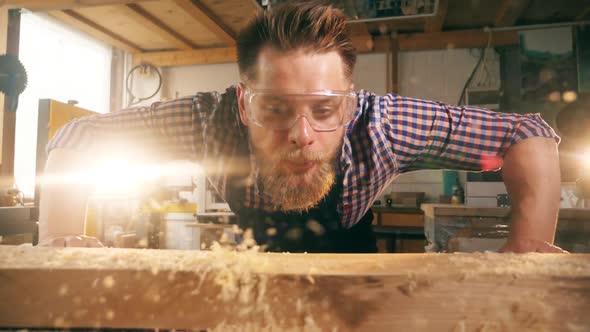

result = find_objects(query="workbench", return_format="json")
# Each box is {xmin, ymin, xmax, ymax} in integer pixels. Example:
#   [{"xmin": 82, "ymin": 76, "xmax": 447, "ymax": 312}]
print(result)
[
  {"xmin": 422, "ymin": 204, "xmax": 590, "ymax": 253},
  {"xmin": 372, "ymin": 206, "xmax": 426, "ymax": 253},
  {"xmin": 0, "ymin": 206, "xmax": 36, "ymax": 237},
  {"xmin": 1, "ymin": 246, "xmax": 588, "ymax": 331}
]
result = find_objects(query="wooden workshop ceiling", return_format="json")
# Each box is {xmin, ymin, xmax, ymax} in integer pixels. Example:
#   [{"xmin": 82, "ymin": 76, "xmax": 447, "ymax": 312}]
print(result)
[
  {"xmin": 3, "ymin": 0, "xmax": 259, "ymax": 53},
  {"xmin": 2, "ymin": 0, "xmax": 590, "ymax": 57}
]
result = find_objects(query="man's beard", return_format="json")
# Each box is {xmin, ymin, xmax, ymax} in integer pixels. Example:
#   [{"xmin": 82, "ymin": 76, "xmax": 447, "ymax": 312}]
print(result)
[{"xmin": 256, "ymin": 148, "xmax": 339, "ymax": 213}]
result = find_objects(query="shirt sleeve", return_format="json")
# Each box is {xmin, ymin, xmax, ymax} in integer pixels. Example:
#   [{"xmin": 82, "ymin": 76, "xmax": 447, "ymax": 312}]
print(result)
[
  {"xmin": 378, "ymin": 93, "xmax": 560, "ymax": 173},
  {"xmin": 46, "ymin": 94, "xmax": 215, "ymax": 161}
]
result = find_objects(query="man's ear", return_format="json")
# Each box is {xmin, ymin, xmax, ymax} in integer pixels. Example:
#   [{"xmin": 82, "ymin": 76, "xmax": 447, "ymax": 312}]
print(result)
[{"xmin": 237, "ymin": 84, "xmax": 249, "ymax": 126}]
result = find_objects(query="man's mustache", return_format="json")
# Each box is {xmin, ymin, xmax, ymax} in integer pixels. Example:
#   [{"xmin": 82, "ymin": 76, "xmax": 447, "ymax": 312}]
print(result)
[{"xmin": 276, "ymin": 150, "xmax": 327, "ymax": 162}]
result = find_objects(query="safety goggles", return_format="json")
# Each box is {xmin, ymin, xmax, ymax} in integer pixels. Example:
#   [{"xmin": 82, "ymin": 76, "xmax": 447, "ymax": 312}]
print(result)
[{"xmin": 242, "ymin": 86, "xmax": 357, "ymax": 132}]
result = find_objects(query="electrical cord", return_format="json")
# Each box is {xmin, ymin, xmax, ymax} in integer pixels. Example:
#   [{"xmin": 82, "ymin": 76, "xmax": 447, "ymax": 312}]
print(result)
[
  {"xmin": 474, "ymin": 29, "xmax": 499, "ymax": 89},
  {"xmin": 457, "ymin": 29, "xmax": 493, "ymax": 105},
  {"xmin": 125, "ymin": 63, "xmax": 162, "ymax": 107},
  {"xmin": 457, "ymin": 50, "xmax": 485, "ymax": 105}
]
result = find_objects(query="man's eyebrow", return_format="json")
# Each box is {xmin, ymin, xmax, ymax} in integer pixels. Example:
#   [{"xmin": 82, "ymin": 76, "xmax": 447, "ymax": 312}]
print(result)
[
  {"xmin": 259, "ymin": 95, "xmax": 286, "ymax": 103},
  {"xmin": 311, "ymin": 97, "xmax": 341, "ymax": 105}
]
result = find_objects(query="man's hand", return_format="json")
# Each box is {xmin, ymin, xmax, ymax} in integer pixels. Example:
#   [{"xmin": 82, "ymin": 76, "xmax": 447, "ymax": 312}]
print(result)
[
  {"xmin": 37, "ymin": 235, "xmax": 103, "ymax": 247},
  {"xmin": 499, "ymin": 237, "xmax": 568, "ymax": 253}
]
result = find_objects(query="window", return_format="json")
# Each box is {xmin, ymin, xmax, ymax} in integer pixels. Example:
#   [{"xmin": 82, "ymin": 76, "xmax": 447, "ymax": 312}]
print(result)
[{"xmin": 15, "ymin": 11, "xmax": 112, "ymax": 198}]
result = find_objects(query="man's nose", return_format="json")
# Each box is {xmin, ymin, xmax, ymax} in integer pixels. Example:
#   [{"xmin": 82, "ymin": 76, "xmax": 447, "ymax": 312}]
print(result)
[{"xmin": 288, "ymin": 115, "xmax": 315, "ymax": 148}]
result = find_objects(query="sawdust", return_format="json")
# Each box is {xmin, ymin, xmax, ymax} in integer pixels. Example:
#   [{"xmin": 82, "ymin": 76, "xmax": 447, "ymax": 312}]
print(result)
[
  {"xmin": 57, "ymin": 284, "xmax": 68, "ymax": 296},
  {"xmin": 105, "ymin": 309, "xmax": 115, "ymax": 321},
  {"xmin": 567, "ymin": 322, "xmax": 589, "ymax": 332},
  {"xmin": 452, "ymin": 320, "xmax": 466, "ymax": 332},
  {"xmin": 102, "ymin": 275, "xmax": 115, "ymax": 288},
  {"xmin": 2, "ymin": 245, "xmax": 588, "ymax": 330},
  {"xmin": 266, "ymin": 227, "xmax": 277, "ymax": 237},
  {"xmin": 447, "ymin": 252, "xmax": 590, "ymax": 278}
]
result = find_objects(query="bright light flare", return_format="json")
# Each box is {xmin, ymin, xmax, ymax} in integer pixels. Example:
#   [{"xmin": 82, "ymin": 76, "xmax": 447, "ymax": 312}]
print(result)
[
  {"xmin": 91, "ymin": 159, "xmax": 161, "ymax": 195},
  {"xmin": 577, "ymin": 150, "xmax": 590, "ymax": 173},
  {"xmin": 575, "ymin": 149, "xmax": 590, "ymax": 178},
  {"xmin": 40, "ymin": 160, "xmax": 203, "ymax": 195}
]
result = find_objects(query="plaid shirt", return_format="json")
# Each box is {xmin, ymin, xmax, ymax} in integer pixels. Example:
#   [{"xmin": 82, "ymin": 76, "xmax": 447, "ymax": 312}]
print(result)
[{"xmin": 48, "ymin": 86, "xmax": 559, "ymax": 229}]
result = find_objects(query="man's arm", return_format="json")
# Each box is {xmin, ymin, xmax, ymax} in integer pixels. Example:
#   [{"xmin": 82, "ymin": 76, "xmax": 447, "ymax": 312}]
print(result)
[
  {"xmin": 38, "ymin": 96, "xmax": 202, "ymax": 246},
  {"xmin": 375, "ymin": 92, "xmax": 562, "ymax": 252},
  {"xmin": 38, "ymin": 148, "xmax": 99, "ymax": 246},
  {"xmin": 500, "ymin": 137, "xmax": 566, "ymax": 253}
]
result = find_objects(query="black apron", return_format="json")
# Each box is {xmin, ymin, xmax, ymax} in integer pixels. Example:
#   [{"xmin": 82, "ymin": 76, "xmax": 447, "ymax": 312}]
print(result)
[{"xmin": 226, "ymin": 174, "xmax": 377, "ymax": 253}]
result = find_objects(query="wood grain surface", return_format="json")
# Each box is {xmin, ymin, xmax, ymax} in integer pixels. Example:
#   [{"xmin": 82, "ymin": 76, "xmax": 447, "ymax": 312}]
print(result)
[{"xmin": 0, "ymin": 246, "xmax": 589, "ymax": 331}]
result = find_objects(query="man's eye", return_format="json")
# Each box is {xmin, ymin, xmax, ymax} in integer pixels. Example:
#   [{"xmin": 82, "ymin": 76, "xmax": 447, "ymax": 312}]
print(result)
[
  {"xmin": 313, "ymin": 107, "xmax": 335, "ymax": 117},
  {"xmin": 263, "ymin": 107, "xmax": 288, "ymax": 115}
]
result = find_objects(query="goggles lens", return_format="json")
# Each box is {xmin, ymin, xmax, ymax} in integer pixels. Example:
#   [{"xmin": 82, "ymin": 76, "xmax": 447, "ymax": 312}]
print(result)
[{"xmin": 244, "ymin": 88, "xmax": 357, "ymax": 131}]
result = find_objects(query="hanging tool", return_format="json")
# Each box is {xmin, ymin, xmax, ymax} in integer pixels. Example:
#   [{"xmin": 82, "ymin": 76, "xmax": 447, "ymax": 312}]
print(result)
[{"xmin": 0, "ymin": 54, "xmax": 27, "ymax": 112}]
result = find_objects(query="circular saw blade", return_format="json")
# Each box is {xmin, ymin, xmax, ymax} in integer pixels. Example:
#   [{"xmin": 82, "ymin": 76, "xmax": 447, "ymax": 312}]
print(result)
[{"xmin": 0, "ymin": 54, "xmax": 27, "ymax": 96}]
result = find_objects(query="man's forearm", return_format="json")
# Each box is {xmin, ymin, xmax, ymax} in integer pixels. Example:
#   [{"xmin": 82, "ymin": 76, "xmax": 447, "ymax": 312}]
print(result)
[
  {"xmin": 501, "ymin": 137, "xmax": 561, "ymax": 246},
  {"xmin": 39, "ymin": 149, "xmax": 93, "ymax": 242}
]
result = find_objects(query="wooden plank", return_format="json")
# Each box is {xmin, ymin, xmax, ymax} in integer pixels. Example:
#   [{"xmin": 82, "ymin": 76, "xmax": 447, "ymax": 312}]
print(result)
[
  {"xmin": 0, "ymin": 0, "xmax": 155, "ymax": 11},
  {"xmin": 133, "ymin": 28, "xmax": 519, "ymax": 67},
  {"xmin": 372, "ymin": 211, "xmax": 379, "ymax": 225},
  {"xmin": 119, "ymin": 3, "xmax": 194, "ymax": 50},
  {"xmin": 0, "ymin": 6, "xmax": 7, "ymax": 165},
  {"xmin": 365, "ymin": 16, "xmax": 427, "ymax": 35},
  {"xmin": 109, "ymin": 48, "xmax": 125, "ymax": 113},
  {"xmin": 173, "ymin": 0, "xmax": 236, "ymax": 46},
  {"xmin": 374, "ymin": 29, "xmax": 519, "ymax": 52},
  {"xmin": 385, "ymin": 37, "xmax": 391, "ymax": 92},
  {"xmin": 424, "ymin": 0, "xmax": 448, "ymax": 32},
  {"xmin": 0, "ymin": 247, "xmax": 589, "ymax": 330},
  {"xmin": 495, "ymin": 0, "xmax": 531, "ymax": 27},
  {"xmin": 351, "ymin": 34, "xmax": 374, "ymax": 53},
  {"xmin": 381, "ymin": 212, "xmax": 423, "ymax": 227},
  {"xmin": 74, "ymin": 5, "xmax": 171, "ymax": 51},
  {"xmin": 348, "ymin": 22, "xmax": 374, "ymax": 53},
  {"xmin": 0, "ymin": 8, "xmax": 19, "ymax": 186},
  {"xmin": 133, "ymin": 47, "xmax": 237, "ymax": 66},
  {"xmin": 422, "ymin": 203, "xmax": 508, "ymax": 219},
  {"xmin": 390, "ymin": 36, "xmax": 399, "ymax": 93},
  {"xmin": 200, "ymin": 0, "xmax": 260, "ymax": 36},
  {"xmin": 421, "ymin": 204, "xmax": 590, "ymax": 220},
  {"xmin": 48, "ymin": 9, "xmax": 143, "ymax": 53},
  {"xmin": 138, "ymin": 1, "xmax": 224, "ymax": 48}
]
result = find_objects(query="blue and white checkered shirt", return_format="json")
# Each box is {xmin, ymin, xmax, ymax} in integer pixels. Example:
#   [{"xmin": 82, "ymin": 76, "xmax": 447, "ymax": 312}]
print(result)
[{"xmin": 48, "ymin": 86, "xmax": 559, "ymax": 229}]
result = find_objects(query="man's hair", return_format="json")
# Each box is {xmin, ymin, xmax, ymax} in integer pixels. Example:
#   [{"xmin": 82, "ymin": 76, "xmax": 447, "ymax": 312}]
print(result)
[{"xmin": 237, "ymin": 1, "xmax": 357, "ymax": 82}]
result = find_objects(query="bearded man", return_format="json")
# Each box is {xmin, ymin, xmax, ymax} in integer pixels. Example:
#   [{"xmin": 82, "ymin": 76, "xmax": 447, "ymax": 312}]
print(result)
[{"xmin": 39, "ymin": 2, "xmax": 564, "ymax": 253}]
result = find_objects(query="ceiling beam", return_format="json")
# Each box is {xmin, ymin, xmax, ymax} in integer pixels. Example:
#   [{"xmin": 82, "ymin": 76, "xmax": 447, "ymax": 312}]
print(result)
[
  {"xmin": 121, "ymin": 3, "xmax": 194, "ymax": 50},
  {"xmin": 351, "ymin": 34, "xmax": 374, "ymax": 53},
  {"xmin": 375, "ymin": 29, "xmax": 519, "ymax": 52},
  {"xmin": 133, "ymin": 46, "xmax": 237, "ymax": 67},
  {"xmin": 133, "ymin": 28, "xmax": 519, "ymax": 67},
  {"xmin": 0, "ymin": 6, "xmax": 7, "ymax": 61},
  {"xmin": 173, "ymin": 0, "xmax": 236, "ymax": 46},
  {"xmin": 348, "ymin": 22, "xmax": 374, "ymax": 53},
  {"xmin": 494, "ymin": 0, "xmax": 531, "ymax": 27},
  {"xmin": 49, "ymin": 9, "xmax": 143, "ymax": 53},
  {"xmin": 386, "ymin": 36, "xmax": 399, "ymax": 94},
  {"xmin": 424, "ymin": 0, "xmax": 448, "ymax": 32},
  {"xmin": 0, "ymin": 0, "xmax": 155, "ymax": 11},
  {"xmin": 0, "ymin": 6, "xmax": 8, "ymax": 167}
]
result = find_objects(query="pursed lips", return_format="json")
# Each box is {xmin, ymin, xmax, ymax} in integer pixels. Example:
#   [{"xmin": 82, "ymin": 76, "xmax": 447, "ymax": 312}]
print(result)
[{"xmin": 282, "ymin": 159, "xmax": 318, "ymax": 173}]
